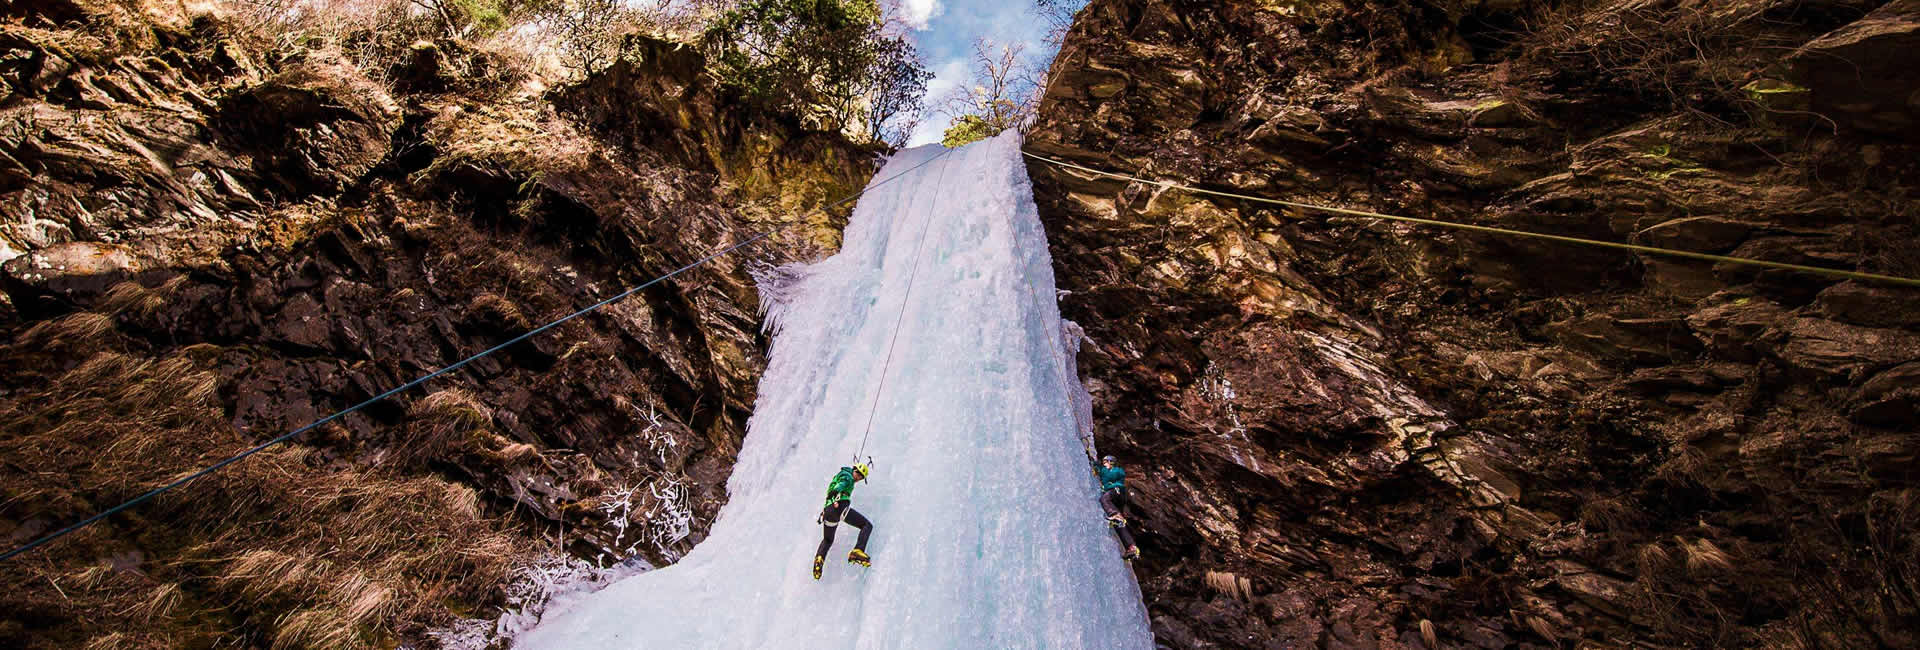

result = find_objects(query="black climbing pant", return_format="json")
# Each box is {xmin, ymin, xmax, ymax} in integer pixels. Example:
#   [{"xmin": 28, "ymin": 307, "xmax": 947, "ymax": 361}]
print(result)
[
  {"xmin": 1100, "ymin": 487, "xmax": 1130, "ymax": 515},
  {"xmin": 817, "ymin": 501, "xmax": 872, "ymax": 557},
  {"xmin": 1100, "ymin": 488, "xmax": 1136, "ymax": 549}
]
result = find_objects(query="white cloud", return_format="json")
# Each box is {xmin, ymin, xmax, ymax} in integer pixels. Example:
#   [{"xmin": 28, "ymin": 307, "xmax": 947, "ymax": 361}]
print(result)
[
  {"xmin": 923, "ymin": 59, "xmax": 967, "ymax": 100},
  {"xmin": 902, "ymin": 0, "xmax": 945, "ymax": 30},
  {"xmin": 906, "ymin": 59, "xmax": 968, "ymax": 146}
]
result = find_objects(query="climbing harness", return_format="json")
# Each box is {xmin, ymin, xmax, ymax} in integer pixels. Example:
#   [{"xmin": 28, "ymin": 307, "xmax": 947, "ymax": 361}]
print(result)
[
  {"xmin": 1020, "ymin": 151, "xmax": 1920, "ymax": 289},
  {"xmin": 1, "ymin": 147, "xmax": 958, "ymax": 563},
  {"xmin": 853, "ymin": 150, "xmax": 954, "ymax": 461}
]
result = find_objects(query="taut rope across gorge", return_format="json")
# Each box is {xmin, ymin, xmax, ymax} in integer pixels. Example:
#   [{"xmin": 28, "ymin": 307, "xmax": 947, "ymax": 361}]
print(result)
[{"xmin": 1020, "ymin": 150, "xmax": 1920, "ymax": 289}]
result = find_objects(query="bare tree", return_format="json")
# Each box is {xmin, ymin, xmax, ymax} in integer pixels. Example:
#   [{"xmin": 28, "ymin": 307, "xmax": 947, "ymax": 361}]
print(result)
[
  {"xmin": 1033, "ymin": 0, "xmax": 1088, "ymax": 47},
  {"xmin": 634, "ymin": 0, "xmax": 734, "ymax": 38},
  {"xmin": 541, "ymin": 0, "xmax": 636, "ymax": 77},
  {"xmin": 937, "ymin": 38, "xmax": 1041, "ymax": 146}
]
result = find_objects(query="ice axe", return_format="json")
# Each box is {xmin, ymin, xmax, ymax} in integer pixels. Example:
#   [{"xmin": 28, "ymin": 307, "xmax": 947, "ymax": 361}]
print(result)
[{"xmin": 851, "ymin": 455, "xmax": 874, "ymax": 478}]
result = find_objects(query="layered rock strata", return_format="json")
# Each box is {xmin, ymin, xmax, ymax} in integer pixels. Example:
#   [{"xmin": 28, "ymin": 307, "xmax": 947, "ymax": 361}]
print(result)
[{"xmin": 1028, "ymin": 0, "xmax": 1920, "ymax": 646}]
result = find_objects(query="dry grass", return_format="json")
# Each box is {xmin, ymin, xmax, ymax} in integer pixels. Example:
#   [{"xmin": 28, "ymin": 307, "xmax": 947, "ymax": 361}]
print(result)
[
  {"xmin": 218, "ymin": 0, "xmax": 428, "ymax": 87},
  {"xmin": 1521, "ymin": 0, "xmax": 1809, "ymax": 126},
  {"xmin": 1652, "ymin": 443, "xmax": 1709, "ymax": 487},
  {"xmin": 125, "ymin": 582, "xmax": 182, "ymax": 622},
  {"xmin": 273, "ymin": 607, "xmax": 356, "ymax": 650},
  {"xmin": 442, "ymin": 481, "xmax": 483, "ymax": 518},
  {"xmin": 391, "ymin": 388, "xmax": 497, "ymax": 469},
  {"xmin": 1577, "ymin": 493, "xmax": 1639, "ymax": 532},
  {"xmin": 1, "ymin": 305, "xmax": 534, "ymax": 647},
  {"xmin": 81, "ymin": 632, "xmax": 161, "ymax": 650},
  {"xmin": 18, "ymin": 312, "xmax": 116, "ymax": 348},
  {"xmin": 1202, "ymin": 569, "xmax": 1255, "ymax": 602},
  {"xmin": 467, "ymin": 293, "xmax": 533, "ymax": 331},
  {"xmin": 97, "ymin": 283, "xmax": 161, "ymax": 318},
  {"xmin": 417, "ymin": 100, "xmax": 604, "ymax": 184},
  {"xmin": 1680, "ymin": 537, "xmax": 1735, "ymax": 574},
  {"xmin": 1852, "ymin": 488, "xmax": 1920, "ymax": 640},
  {"xmin": 1634, "ymin": 541, "xmax": 1675, "ymax": 579}
]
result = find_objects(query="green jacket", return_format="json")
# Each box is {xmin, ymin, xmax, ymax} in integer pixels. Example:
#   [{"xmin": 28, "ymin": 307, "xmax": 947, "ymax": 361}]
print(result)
[
  {"xmin": 1097, "ymin": 466, "xmax": 1126, "ymax": 492},
  {"xmin": 823, "ymin": 467, "xmax": 858, "ymax": 508}
]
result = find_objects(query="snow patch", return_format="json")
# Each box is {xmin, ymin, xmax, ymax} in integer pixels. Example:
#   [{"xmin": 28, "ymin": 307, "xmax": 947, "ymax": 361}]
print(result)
[{"xmin": 426, "ymin": 554, "xmax": 653, "ymax": 650}]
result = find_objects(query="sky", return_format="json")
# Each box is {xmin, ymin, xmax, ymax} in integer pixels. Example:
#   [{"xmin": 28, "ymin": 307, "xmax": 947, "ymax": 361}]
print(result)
[{"xmin": 894, "ymin": 0, "xmax": 1058, "ymax": 145}]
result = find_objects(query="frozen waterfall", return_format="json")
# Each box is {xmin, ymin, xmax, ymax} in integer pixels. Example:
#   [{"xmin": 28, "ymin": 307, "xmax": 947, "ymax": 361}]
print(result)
[{"xmin": 515, "ymin": 133, "xmax": 1152, "ymax": 649}]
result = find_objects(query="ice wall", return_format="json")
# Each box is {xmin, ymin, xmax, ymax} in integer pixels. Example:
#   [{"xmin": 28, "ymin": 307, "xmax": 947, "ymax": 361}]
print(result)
[{"xmin": 516, "ymin": 133, "xmax": 1152, "ymax": 649}]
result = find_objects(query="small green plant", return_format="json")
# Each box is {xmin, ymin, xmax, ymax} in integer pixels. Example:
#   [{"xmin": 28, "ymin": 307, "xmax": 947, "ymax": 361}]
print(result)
[
  {"xmin": 1637, "ymin": 143, "xmax": 1706, "ymax": 180},
  {"xmin": 933, "ymin": 38, "xmax": 1040, "ymax": 147},
  {"xmin": 449, "ymin": 0, "xmax": 510, "ymax": 38},
  {"xmin": 941, "ymin": 114, "xmax": 996, "ymax": 148}
]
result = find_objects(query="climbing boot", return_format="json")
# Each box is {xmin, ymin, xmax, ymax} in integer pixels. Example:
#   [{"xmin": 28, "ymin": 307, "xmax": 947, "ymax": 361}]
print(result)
[
  {"xmin": 812, "ymin": 555, "xmax": 824, "ymax": 580},
  {"xmin": 1125, "ymin": 546, "xmax": 1141, "ymax": 560},
  {"xmin": 847, "ymin": 548, "xmax": 871, "ymax": 567}
]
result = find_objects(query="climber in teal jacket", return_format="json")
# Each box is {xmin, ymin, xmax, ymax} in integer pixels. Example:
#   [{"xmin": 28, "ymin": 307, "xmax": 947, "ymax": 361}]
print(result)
[
  {"xmin": 1097, "ymin": 456, "xmax": 1127, "ymax": 494},
  {"xmin": 813, "ymin": 463, "xmax": 873, "ymax": 579},
  {"xmin": 1096, "ymin": 455, "xmax": 1139, "ymax": 559}
]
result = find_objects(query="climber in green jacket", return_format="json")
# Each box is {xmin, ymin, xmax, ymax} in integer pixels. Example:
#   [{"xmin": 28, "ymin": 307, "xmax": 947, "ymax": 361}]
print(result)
[
  {"xmin": 1096, "ymin": 455, "xmax": 1140, "ymax": 559},
  {"xmin": 813, "ymin": 463, "xmax": 873, "ymax": 580}
]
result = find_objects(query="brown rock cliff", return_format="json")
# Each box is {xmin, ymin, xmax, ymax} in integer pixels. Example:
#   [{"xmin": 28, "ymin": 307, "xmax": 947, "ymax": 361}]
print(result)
[
  {"xmin": 1028, "ymin": 0, "xmax": 1920, "ymax": 647},
  {"xmin": 0, "ymin": 1, "xmax": 873, "ymax": 646}
]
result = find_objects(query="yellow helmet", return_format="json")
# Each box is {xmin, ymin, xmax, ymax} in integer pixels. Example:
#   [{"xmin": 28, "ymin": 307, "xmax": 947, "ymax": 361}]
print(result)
[{"xmin": 852, "ymin": 464, "xmax": 871, "ymax": 480}]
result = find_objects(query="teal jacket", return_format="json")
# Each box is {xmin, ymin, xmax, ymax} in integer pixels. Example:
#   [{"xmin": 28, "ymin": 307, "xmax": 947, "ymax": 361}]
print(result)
[
  {"xmin": 1097, "ymin": 466, "xmax": 1126, "ymax": 492},
  {"xmin": 823, "ymin": 467, "xmax": 859, "ymax": 508}
]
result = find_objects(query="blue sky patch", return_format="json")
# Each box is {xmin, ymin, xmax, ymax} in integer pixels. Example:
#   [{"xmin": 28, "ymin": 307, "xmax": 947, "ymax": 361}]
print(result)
[{"xmin": 898, "ymin": 0, "xmax": 1057, "ymax": 145}]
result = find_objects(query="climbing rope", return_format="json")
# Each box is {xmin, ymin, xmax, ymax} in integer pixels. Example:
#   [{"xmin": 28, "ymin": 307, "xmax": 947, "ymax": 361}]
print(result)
[
  {"xmin": 854, "ymin": 149, "xmax": 955, "ymax": 460},
  {"xmin": 1024, "ymin": 232, "xmax": 1105, "ymax": 485},
  {"xmin": 1, "ymin": 147, "xmax": 958, "ymax": 563},
  {"xmin": 1021, "ymin": 151, "xmax": 1920, "ymax": 289},
  {"xmin": 1017, "ymin": 222, "xmax": 1098, "ymax": 466}
]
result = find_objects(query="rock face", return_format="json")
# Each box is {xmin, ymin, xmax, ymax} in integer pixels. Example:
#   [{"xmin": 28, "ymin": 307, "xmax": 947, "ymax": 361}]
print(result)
[
  {"xmin": 1789, "ymin": 0, "xmax": 1920, "ymax": 138},
  {"xmin": 1028, "ymin": 0, "xmax": 1920, "ymax": 647},
  {"xmin": 215, "ymin": 61, "xmax": 401, "ymax": 195},
  {"xmin": 0, "ymin": 3, "xmax": 870, "ymax": 647},
  {"xmin": 553, "ymin": 35, "xmax": 878, "ymax": 248}
]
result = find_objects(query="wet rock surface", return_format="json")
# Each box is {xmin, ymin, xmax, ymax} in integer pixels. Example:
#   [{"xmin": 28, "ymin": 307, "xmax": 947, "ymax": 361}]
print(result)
[
  {"xmin": 1030, "ymin": 0, "xmax": 1920, "ymax": 647},
  {"xmin": 0, "ymin": 3, "xmax": 869, "ymax": 647}
]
